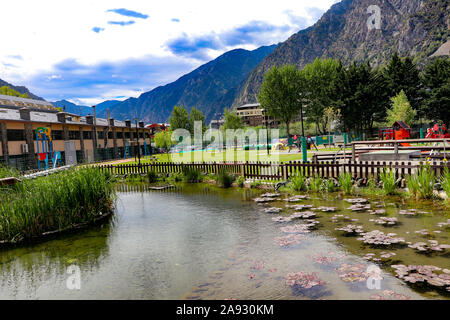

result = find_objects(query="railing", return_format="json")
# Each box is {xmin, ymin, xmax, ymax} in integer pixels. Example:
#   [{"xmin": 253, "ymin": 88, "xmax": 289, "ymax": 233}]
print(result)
[{"xmin": 98, "ymin": 160, "xmax": 450, "ymax": 181}]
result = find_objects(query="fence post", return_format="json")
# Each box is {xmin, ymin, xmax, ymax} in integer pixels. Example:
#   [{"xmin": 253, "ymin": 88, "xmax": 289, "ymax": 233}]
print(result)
[
  {"xmin": 240, "ymin": 163, "xmax": 244, "ymax": 176},
  {"xmin": 352, "ymin": 143, "xmax": 356, "ymax": 162},
  {"xmin": 282, "ymin": 164, "xmax": 287, "ymax": 181}
]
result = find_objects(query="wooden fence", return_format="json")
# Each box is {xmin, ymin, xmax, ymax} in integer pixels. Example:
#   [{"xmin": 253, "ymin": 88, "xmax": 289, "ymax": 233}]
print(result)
[{"xmin": 99, "ymin": 160, "xmax": 449, "ymax": 181}]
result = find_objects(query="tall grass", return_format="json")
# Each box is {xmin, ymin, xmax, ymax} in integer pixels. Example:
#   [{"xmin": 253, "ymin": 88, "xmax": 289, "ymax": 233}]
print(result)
[
  {"xmin": 236, "ymin": 175, "xmax": 245, "ymax": 188},
  {"xmin": 441, "ymin": 164, "xmax": 450, "ymax": 200},
  {"xmin": 407, "ymin": 164, "xmax": 435, "ymax": 199},
  {"xmin": 338, "ymin": 172, "xmax": 353, "ymax": 195},
  {"xmin": 308, "ymin": 175, "xmax": 322, "ymax": 192},
  {"xmin": 290, "ymin": 170, "xmax": 307, "ymax": 192},
  {"xmin": 182, "ymin": 167, "xmax": 203, "ymax": 183},
  {"xmin": 216, "ymin": 169, "xmax": 235, "ymax": 188},
  {"xmin": 0, "ymin": 167, "xmax": 115, "ymax": 243},
  {"xmin": 379, "ymin": 168, "xmax": 397, "ymax": 195}
]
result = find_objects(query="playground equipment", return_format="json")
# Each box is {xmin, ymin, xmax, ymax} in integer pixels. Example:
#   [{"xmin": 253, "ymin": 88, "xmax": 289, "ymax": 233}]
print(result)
[
  {"xmin": 426, "ymin": 123, "xmax": 450, "ymax": 139},
  {"xmin": 272, "ymin": 142, "xmax": 287, "ymax": 151},
  {"xmin": 35, "ymin": 127, "xmax": 62, "ymax": 170}
]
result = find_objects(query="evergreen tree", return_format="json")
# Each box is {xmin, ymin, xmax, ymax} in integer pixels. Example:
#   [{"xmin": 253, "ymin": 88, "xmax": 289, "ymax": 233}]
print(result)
[
  {"xmin": 421, "ymin": 57, "xmax": 450, "ymax": 125},
  {"xmin": 386, "ymin": 90, "xmax": 416, "ymax": 126}
]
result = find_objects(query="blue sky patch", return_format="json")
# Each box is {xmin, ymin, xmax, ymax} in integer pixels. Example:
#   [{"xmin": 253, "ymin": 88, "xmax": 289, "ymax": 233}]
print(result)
[
  {"xmin": 108, "ymin": 21, "xmax": 136, "ymax": 26},
  {"xmin": 92, "ymin": 27, "xmax": 105, "ymax": 33},
  {"xmin": 107, "ymin": 8, "xmax": 149, "ymax": 19}
]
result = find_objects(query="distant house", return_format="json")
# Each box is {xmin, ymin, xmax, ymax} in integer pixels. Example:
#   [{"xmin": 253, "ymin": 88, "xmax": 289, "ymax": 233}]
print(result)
[{"xmin": 235, "ymin": 103, "xmax": 281, "ymax": 127}]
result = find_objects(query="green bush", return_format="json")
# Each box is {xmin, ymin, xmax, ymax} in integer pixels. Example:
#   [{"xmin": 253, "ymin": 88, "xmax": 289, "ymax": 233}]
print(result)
[
  {"xmin": 236, "ymin": 175, "xmax": 245, "ymax": 188},
  {"xmin": 308, "ymin": 175, "xmax": 322, "ymax": 192},
  {"xmin": 416, "ymin": 164, "xmax": 435, "ymax": 199},
  {"xmin": 290, "ymin": 170, "xmax": 307, "ymax": 192},
  {"xmin": 250, "ymin": 180, "xmax": 262, "ymax": 188},
  {"xmin": 322, "ymin": 178, "xmax": 338, "ymax": 193},
  {"xmin": 147, "ymin": 170, "xmax": 158, "ymax": 183},
  {"xmin": 216, "ymin": 169, "xmax": 235, "ymax": 188},
  {"xmin": 338, "ymin": 172, "xmax": 353, "ymax": 195},
  {"xmin": 182, "ymin": 167, "xmax": 203, "ymax": 183},
  {"xmin": 441, "ymin": 164, "xmax": 450, "ymax": 200},
  {"xmin": 169, "ymin": 172, "xmax": 183, "ymax": 182},
  {"xmin": 0, "ymin": 167, "xmax": 115, "ymax": 243},
  {"xmin": 379, "ymin": 168, "xmax": 397, "ymax": 195}
]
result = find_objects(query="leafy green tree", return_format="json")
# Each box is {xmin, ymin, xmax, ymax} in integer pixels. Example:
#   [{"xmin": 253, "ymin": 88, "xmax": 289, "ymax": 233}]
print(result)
[
  {"xmin": 382, "ymin": 53, "xmax": 422, "ymax": 114},
  {"xmin": 222, "ymin": 108, "xmax": 243, "ymax": 130},
  {"xmin": 257, "ymin": 65, "xmax": 303, "ymax": 137},
  {"xmin": 386, "ymin": 90, "xmax": 416, "ymax": 126},
  {"xmin": 337, "ymin": 62, "xmax": 389, "ymax": 134},
  {"xmin": 169, "ymin": 105, "xmax": 189, "ymax": 131},
  {"xmin": 189, "ymin": 107, "xmax": 206, "ymax": 134},
  {"xmin": 301, "ymin": 58, "xmax": 342, "ymax": 134},
  {"xmin": 154, "ymin": 129, "xmax": 174, "ymax": 153},
  {"xmin": 421, "ymin": 57, "xmax": 450, "ymax": 125},
  {"xmin": 0, "ymin": 86, "xmax": 29, "ymax": 98}
]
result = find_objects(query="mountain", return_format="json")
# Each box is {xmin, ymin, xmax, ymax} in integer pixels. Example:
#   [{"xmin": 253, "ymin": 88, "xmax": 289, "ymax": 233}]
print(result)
[
  {"xmin": 52, "ymin": 99, "xmax": 120, "ymax": 116},
  {"xmin": 0, "ymin": 78, "xmax": 44, "ymax": 100},
  {"xmin": 108, "ymin": 45, "xmax": 276, "ymax": 123},
  {"xmin": 233, "ymin": 0, "xmax": 450, "ymax": 107}
]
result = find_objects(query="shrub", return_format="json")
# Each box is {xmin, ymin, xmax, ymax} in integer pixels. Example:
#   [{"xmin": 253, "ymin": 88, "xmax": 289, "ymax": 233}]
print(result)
[
  {"xmin": 379, "ymin": 168, "xmax": 397, "ymax": 195},
  {"xmin": 322, "ymin": 178, "xmax": 338, "ymax": 193},
  {"xmin": 147, "ymin": 170, "xmax": 158, "ymax": 183},
  {"xmin": 250, "ymin": 180, "xmax": 262, "ymax": 188},
  {"xmin": 169, "ymin": 172, "xmax": 183, "ymax": 182},
  {"xmin": 182, "ymin": 167, "xmax": 203, "ymax": 183},
  {"xmin": 216, "ymin": 169, "xmax": 235, "ymax": 188},
  {"xmin": 308, "ymin": 175, "xmax": 322, "ymax": 192},
  {"xmin": 290, "ymin": 170, "xmax": 307, "ymax": 192},
  {"xmin": 441, "ymin": 164, "xmax": 450, "ymax": 200},
  {"xmin": 416, "ymin": 164, "xmax": 435, "ymax": 199},
  {"xmin": 338, "ymin": 172, "xmax": 353, "ymax": 195},
  {"xmin": 236, "ymin": 175, "xmax": 245, "ymax": 188},
  {"xmin": 406, "ymin": 174, "xmax": 419, "ymax": 198}
]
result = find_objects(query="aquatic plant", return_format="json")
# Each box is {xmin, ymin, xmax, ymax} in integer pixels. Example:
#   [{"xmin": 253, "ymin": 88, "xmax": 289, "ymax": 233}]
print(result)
[
  {"xmin": 344, "ymin": 198, "xmax": 368, "ymax": 204},
  {"xmin": 336, "ymin": 264, "xmax": 373, "ymax": 283},
  {"xmin": 440, "ymin": 163, "xmax": 450, "ymax": 200},
  {"xmin": 392, "ymin": 265, "xmax": 450, "ymax": 292},
  {"xmin": 315, "ymin": 206, "xmax": 337, "ymax": 212},
  {"xmin": 338, "ymin": 172, "xmax": 353, "ymax": 195},
  {"xmin": 261, "ymin": 192, "xmax": 280, "ymax": 198},
  {"xmin": 322, "ymin": 178, "xmax": 338, "ymax": 193},
  {"xmin": 284, "ymin": 272, "xmax": 326, "ymax": 289},
  {"xmin": 291, "ymin": 211, "xmax": 316, "ymax": 219},
  {"xmin": 263, "ymin": 207, "xmax": 283, "ymax": 214},
  {"xmin": 308, "ymin": 175, "xmax": 322, "ymax": 193},
  {"xmin": 408, "ymin": 240, "xmax": 450, "ymax": 254},
  {"xmin": 369, "ymin": 217, "xmax": 399, "ymax": 226},
  {"xmin": 370, "ymin": 290, "xmax": 410, "ymax": 300},
  {"xmin": 280, "ymin": 223, "xmax": 317, "ymax": 234},
  {"xmin": 0, "ymin": 167, "xmax": 115, "ymax": 243},
  {"xmin": 216, "ymin": 169, "xmax": 235, "ymax": 188},
  {"xmin": 182, "ymin": 167, "xmax": 203, "ymax": 183},
  {"xmin": 357, "ymin": 230, "xmax": 406, "ymax": 246},
  {"xmin": 236, "ymin": 175, "xmax": 245, "ymax": 188},
  {"xmin": 398, "ymin": 209, "xmax": 427, "ymax": 216},
  {"xmin": 272, "ymin": 216, "xmax": 293, "ymax": 223},
  {"xmin": 368, "ymin": 209, "xmax": 387, "ymax": 215},
  {"xmin": 250, "ymin": 180, "xmax": 262, "ymax": 189},
  {"xmin": 379, "ymin": 168, "xmax": 397, "ymax": 195},
  {"xmin": 146, "ymin": 170, "xmax": 158, "ymax": 183},
  {"xmin": 363, "ymin": 252, "xmax": 397, "ymax": 262},
  {"xmin": 274, "ymin": 234, "xmax": 305, "ymax": 247},
  {"xmin": 284, "ymin": 195, "xmax": 309, "ymax": 202},
  {"xmin": 310, "ymin": 254, "xmax": 337, "ymax": 265},
  {"xmin": 407, "ymin": 163, "xmax": 436, "ymax": 199},
  {"xmin": 290, "ymin": 171, "xmax": 307, "ymax": 192},
  {"xmin": 348, "ymin": 203, "xmax": 371, "ymax": 212},
  {"xmin": 335, "ymin": 225, "xmax": 365, "ymax": 236},
  {"xmin": 168, "ymin": 172, "xmax": 183, "ymax": 182},
  {"xmin": 253, "ymin": 197, "xmax": 275, "ymax": 203},
  {"xmin": 286, "ymin": 204, "xmax": 314, "ymax": 211}
]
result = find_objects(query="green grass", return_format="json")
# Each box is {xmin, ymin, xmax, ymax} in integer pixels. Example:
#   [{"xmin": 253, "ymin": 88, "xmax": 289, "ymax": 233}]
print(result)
[
  {"xmin": 123, "ymin": 147, "xmax": 352, "ymax": 165},
  {"xmin": 0, "ymin": 167, "xmax": 115, "ymax": 244}
]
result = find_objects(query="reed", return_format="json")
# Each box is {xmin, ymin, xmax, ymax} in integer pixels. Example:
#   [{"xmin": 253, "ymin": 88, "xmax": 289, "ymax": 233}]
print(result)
[
  {"xmin": 379, "ymin": 168, "xmax": 397, "ymax": 195},
  {"xmin": 308, "ymin": 175, "xmax": 322, "ymax": 192},
  {"xmin": 216, "ymin": 169, "xmax": 235, "ymax": 188},
  {"xmin": 0, "ymin": 167, "xmax": 115, "ymax": 243},
  {"xmin": 338, "ymin": 172, "xmax": 353, "ymax": 195},
  {"xmin": 441, "ymin": 163, "xmax": 450, "ymax": 200},
  {"xmin": 290, "ymin": 170, "xmax": 307, "ymax": 192}
]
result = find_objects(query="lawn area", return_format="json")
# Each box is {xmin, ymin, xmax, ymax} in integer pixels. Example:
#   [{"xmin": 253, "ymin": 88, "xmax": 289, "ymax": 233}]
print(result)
[{"xmin": 121, "ymin": 147, "xmax": 352, "ymax": 164}]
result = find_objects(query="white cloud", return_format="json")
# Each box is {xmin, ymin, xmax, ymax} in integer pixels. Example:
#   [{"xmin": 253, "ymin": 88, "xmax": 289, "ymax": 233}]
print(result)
[{"xmin": 0, "ymin": 0, "xmax": 338, "ymax": 102}]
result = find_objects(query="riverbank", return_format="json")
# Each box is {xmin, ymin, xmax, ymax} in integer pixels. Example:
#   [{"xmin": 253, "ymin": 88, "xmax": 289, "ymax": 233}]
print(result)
[{"xmin": 0, "ymin": 167, "xmax": 116, "ymax": 245}]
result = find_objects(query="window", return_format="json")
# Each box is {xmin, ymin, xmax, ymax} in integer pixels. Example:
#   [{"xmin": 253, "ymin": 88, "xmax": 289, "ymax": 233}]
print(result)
[
  {"xmin": 108, "ymin": 132, "xmax": 113, "ymax": 139},
  {"xmin": 69, "ymin": 131, "xmax": 80, "ymax": 140},
  {"xmin": 52, "ymin": 130, "xmax": 64, "ymax": 140},
  {"xmin": 83, "ymin": 131, "xmax": 92, "ymax": 139},
  {"xmin": 124, "ymin": 132, "xmax": 130, "ymax": 139},
  {"xmin": 7, "ymin": 129, "xmax": 25, "ymax": 141},
  {"xmin": 97, "ymin": 131, "xmax": 104, "ymax": 139},
  {"xmin": 117, "ymin": 131, "xmax": 123, "ymax": 139}
]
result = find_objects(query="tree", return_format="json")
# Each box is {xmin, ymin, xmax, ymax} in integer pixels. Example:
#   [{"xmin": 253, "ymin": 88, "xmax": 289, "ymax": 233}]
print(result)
[
  {"xmin": 421, "ymin": 57, "xmax": 450, "ymax": 125},
  {"xmin": 383, "ymin": 53, "xmax": 422, "ymax": 114},
  {"xmin": 0, "ymin": 86, "xmax": 29, "ymax": 98},
  {"xmin": 301, "ymin": 58, "xmax": 342, "ymax": 135},
  {"xmin": 386, "ymin": 90, "xmax": 416, "ymax": 126},
  {"xmin": 154, "ymin": 129, "xmax": 174, "ymax": 153},
  {"xmin": 189, "ymin": 107, "xmax": 206, "ymax": 135},
  {"xmin": 169, "ymin": 106, "xmax": 189, "ymax": 131},
  {"xmin": 337, "ymin": 62, "xmax": 389, "ymax": 135},
  {"xmin": 257, "ymin": 65, "xmax": 303, "ymax": 137},
  {"xmin": 222, "ymin": 108, "xmax": 243, "ymax": 130}
]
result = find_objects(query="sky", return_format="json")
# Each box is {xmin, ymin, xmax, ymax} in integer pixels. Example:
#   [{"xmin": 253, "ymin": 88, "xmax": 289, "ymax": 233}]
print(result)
[{"xmin": 0, "ymin": 0, "xmax": 339, "ymax": 105}]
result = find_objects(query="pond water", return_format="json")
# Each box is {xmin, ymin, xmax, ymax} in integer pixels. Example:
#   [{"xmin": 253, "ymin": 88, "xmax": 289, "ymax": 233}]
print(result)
[{"xmin": 0, "ymin": 184, "xmax": 448, "ymax": 300}]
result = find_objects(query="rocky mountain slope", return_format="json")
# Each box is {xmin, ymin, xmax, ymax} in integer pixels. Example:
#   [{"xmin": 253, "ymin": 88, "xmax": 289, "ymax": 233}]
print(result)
[
  {"xmin": 0, "ymin": 78, "xmax": 44, "ymax": 100},
  {"xmin": 108, "ymin": 45, "xmax": 276, "ymax": 123},
  {"xmin": 233, "ymin": 0, "xmax": 450, "ymax": 107}
]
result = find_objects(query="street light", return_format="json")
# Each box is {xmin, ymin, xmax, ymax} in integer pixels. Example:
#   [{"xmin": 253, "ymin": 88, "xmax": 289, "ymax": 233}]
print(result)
[
  {"xmin": 261, "ymin": 109, "xmax": 270, "ymax": 155},
  {"xmin": 134, "ymin": 118, "xmax": 141, "ymax": 166}
]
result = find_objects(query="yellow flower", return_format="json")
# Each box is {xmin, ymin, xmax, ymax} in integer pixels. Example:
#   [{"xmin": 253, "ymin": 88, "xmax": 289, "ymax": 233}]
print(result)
[{"xmin": 443, "ymin": 158, "xmax": 448, "ymax": 163}]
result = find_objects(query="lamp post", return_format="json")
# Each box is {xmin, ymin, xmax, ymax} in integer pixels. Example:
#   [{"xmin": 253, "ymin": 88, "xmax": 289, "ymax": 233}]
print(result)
[
  {"xmin": 134, "ymin": 118, "xmax": 141, "ymax": 166},
  {"xmin": 262, "ymin": 109, "xmax": 270, "ymax": 155}
]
